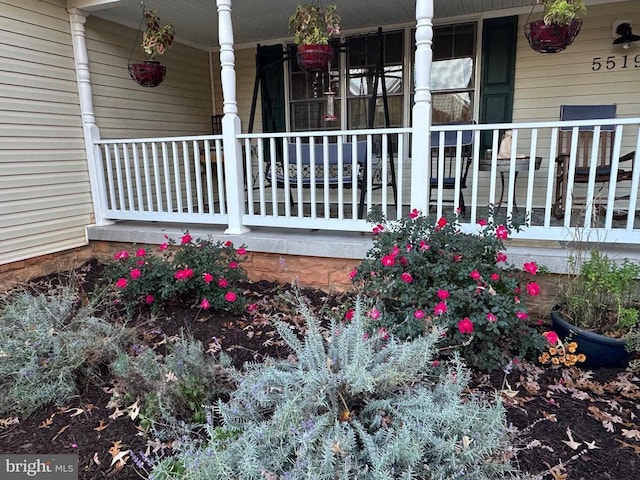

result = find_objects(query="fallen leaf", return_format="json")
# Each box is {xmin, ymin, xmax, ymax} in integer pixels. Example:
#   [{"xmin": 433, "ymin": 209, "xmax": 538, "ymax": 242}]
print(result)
[
  {"xmin": 93, "ymin": 419, "xmax": 109, "ymax": 431},
  {"xmin": 110, "ymin": 449, "xmax": 130, "ymax": 468},
  {"xmin": 584, "ymin": 440, "xmax": 600, "ymax": 450},
  {"xmin": 65, "ymin": 408, "xmax": 85, "ymax": 417},
  {"xmin": 621, "ymin": 428, "xmax": 640, "ymax": 440},
  {"xmin": 562, "ymin": 427, "xmax": 581, "ymax": 450},
  {"xmin": 51, "ymin": 425, "xmax": 70, "ymax": 442},
  {"xmin": 92, "ymin": 452, "xmax": 101, "ymax": 465},
  {"xmin": 615, "ymin": 438, "xmax": 640, "ymax": 454},
  {"xmin": 0, "ymin": 417, "xmax": 20, "ymax": 428},
  {"xmin": 38, "ymin": 415, "xmax": 54, "ymax": 429},
  {"xmin": 541, "ymin": 411, "xmax": 558, "ymax": 423}
]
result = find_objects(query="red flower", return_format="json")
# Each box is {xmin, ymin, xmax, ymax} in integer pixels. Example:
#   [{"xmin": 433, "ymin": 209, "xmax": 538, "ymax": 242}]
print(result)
[
  {"xmin": 469, "ymin": 270, "xmax": 481, "ymax": 281},
  {"xmin": 237, "ymin": 247, "xmax": 247, "ymax": 256},
  {"xmin": 349, "ymin": 269, "xmax": 357, "ymax": 279},
  {"xmin": 378, "ymin": 327, "xmax": 389, "ymax": 340},
  {"xmin": 399, "ymin": 257, "xmax": 408, "ymax": 265},
  {"xmin": 247, "ymin": 303, "xmax": 258, "ymax": 311},
  {"xmin": 115, "ymin": 278, "xmax": 128, "ymax": 289},
  {"xmin": 224, "ymin": 240, "xmax": 233, "ymax": 247},
  {"xmin": 414, "ymin": 309, "xmax": 425, "ymax": 319},
  {"xmin": 453, "ymin": 254, "xmax": 462, "ymax": 262},
  {"xmin": 135, "ymin": 248, "xmax": 146, "ymax": 257},
  {"xmin": 486, "ymin": 312, "xmax": 497, "ymax": 323},
  {"xmin": 368, "ymin": 308, "xmax": 381, "ymax": 320},
  {"xmin": 437, "ymin": 289, "xmax": 450, "ymax": 300},
  {"xmin": 200, "ymin": 298, "xmax": 210, "ymax": 309},
  {"xmin": 490, "ymin": 273, "xmax": 500, "ymax": 282},
  {"xmin": 218, "ymin": 278, "xmax": 228, "ymax": 288},
  {"xmin": 145, "ymin": 294, "xmax": 154, "ymax": 305},
  {"xmin": 224, "ymin": 291, "xmax": 237, "ymax": 302},
  {"xmin": 203, "ymin": 272, "xmax": 214, "ymax": 284},
  {"xmin": 181, "ymin": 233, "xmax": 192, "ymax": 245},
  {"xmin": 175, "ymin": 268, "xmax": 194, "ymax": 280},
  {"xmin": 130, "ymin": 268, "xmax": 141, "ymax": 280},
  {"xmin": 457, "ymin": 317, "xmax": 474, "ymax": 334},
  {"xmin": 496, "ymin": 225, "xmax": 508, "ymax": 240},
  {"xmin": 419, "ymin": 240, "xmax": 430, "ymax": 251},
  {"xmin": 159, "ymin": 243, "xmax": 168, "ymax": 251},
  {"xmin": 400, "ymin": 272, "xmax": 413, "ymax": 283},
  {"xmin": 523, "ymin": 262, "xmax": 538, "ymax": 275},
  {"xmin": 516, "ymin": 311, "xmax": 529, "ymax": 320},
  {"xmin": 543, "ymin": 331, "xmax": 559, "ymax": 345},
  {"xmin": 137, "ymin": 260, "xmax": 145, "ymax": 266},
  {"xmin": 477, "ymin": 219, "xmax": 488, "ymax": 227},
  {"xmin": 496, "ymin": 252, "xmax": 507, "ymax": 263},
  {"xmin": 409, "ymin": 208, "xmax": 420, "ymax": 219},
  {"xmin": 372, "ymin": 224, "xmax": 384, "ymax": 235},
  {"xmin": 229, "ymin": 261, "xmax": 238, "ymax": 269},
  {"xmin": 437, "ymin": 217, "xmax": 447, "ymax": 228},
  {"xmin": 345, "ymin": 309, "xmax": 355, "ymax": 321},
  {"xmin": 381, "ymin": 255, "xmax": 395, "ymax": 267},
  {"xmin": 526, "ymin": 281, "xmax": 541, "ymax": 297},
  {"xmin": 434, "ymin": 301, "xmax": 447, "ymax": 315},
  {"xmin": 113, "ymin": 250, "xmax": 129, "ymax": 260}
]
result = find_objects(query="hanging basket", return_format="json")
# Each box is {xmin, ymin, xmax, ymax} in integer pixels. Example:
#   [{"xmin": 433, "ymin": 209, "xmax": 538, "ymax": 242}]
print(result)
[
  {"xmin": 525, "ymin": 19, "xmax": 583, "ymax": 54},
  {"xmin": 128, "ymin": 61, "xmax": 167, "ymax": 87},
  {"xmin": 296, "ymin": 44, "xmax": 334, "ymax": 72}
]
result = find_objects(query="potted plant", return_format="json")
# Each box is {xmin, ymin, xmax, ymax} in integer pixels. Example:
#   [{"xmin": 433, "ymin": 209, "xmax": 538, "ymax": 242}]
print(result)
[
  {"xmin": 288, "ymin": 3, "xmax": 340, "ymax": 72},
  {"xmin": 551, "ymin": 249, "xmax": 640, "ymax": 368},
  {"xmin": 525, "ymin": 0, "xmax": 586, "ymax": 54},
  {"xmin": 128, "ymin": 10, "xmax": 175, "ymax": 87}
]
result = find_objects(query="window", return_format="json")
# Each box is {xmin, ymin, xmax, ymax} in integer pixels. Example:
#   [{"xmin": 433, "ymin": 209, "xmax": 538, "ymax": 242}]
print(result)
[
  {"xmin": 287, "ymin": 30, "xmax": 404, "ymax": 132},
  {"xmin": 430, "ymin": 23, "xmax": 476, "ymax": 124}
]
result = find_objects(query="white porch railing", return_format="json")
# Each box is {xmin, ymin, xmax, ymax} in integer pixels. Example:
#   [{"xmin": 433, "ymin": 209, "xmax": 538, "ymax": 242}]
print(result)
[{"xmin": 92, "ymin": 117, "xmax": 640, "ymax": 244}]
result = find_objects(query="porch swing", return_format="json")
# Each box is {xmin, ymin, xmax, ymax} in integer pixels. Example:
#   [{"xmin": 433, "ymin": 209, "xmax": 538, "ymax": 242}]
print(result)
[{"xmin": 247, "ymin": 28, "xmax": 398, "ymax": 219}]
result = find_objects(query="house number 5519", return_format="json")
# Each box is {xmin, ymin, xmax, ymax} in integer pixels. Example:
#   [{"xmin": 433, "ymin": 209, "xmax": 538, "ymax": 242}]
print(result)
[{"xmin": 592, "ymin": 55, "xmax": 640, "ymax": 71}]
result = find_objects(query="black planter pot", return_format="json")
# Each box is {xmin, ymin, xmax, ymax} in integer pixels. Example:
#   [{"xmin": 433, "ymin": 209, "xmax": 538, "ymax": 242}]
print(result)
[
  {"xmin": 128, "ymin": 61, "xmax": 167, "ymax": 88},
  {"xmin": 550, "ymin": 306, "xmax": 631, "ymax": 369}
]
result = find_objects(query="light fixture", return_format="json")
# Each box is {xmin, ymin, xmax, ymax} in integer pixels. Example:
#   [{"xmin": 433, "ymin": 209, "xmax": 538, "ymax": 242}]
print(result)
[{"xmin": 612, "ymin": 22, "xmax": 640, "ymax": 49}]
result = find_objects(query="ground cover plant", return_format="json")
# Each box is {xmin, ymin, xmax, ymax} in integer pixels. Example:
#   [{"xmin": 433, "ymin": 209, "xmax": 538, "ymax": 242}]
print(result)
[{"xmin": 1, "ymin": 228, "xmax": 639, "ymax": 479}]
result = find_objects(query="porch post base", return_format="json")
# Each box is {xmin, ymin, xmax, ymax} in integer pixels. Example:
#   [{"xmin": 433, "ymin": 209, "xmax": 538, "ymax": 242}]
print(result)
[{"xmin": 224, "ymin": 226, "xmax": 251, "ymax": 235}]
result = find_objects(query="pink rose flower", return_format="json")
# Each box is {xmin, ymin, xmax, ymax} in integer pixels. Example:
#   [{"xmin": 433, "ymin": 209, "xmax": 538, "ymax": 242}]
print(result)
[
  {"xmin": 203, "ymin": 272, "xmax": 214, "ymax": 284},
  {"xmin": 224, "ymin": 291, "xmax": 237, "ymax": 302},
  {"xmin": 526, "ymin": 281, "xmax": 541, "ymax": 297},
  {"xmin": 349, "ymin": 269, "xmax": 357, "ymax": 279},
  {"xmin": 414, "ymin": 309, "xmax": 425, "ymax": 319},
  {"xmin": 237, "ymin": 247, "xmax": 247, "ymax": 256},
  {"xmin": 218, "ymin": 278, "xmax": 228, "ymax": 288},
  {"xmin": 224, "ymin": 240, "xmax": 233, "ymax": 247},
  {"xmin": 200, "ymin": 298, "xmax": 210, "ymax": 309},
  {"xmin": 345, "ymin": 309, "xmax": 355, "ymax": 321},
  {"xmin": 496, "ymin": 252, "xmax": 507, "ymax": 263},
  {"xmin": 159, "ymin": 243, "xmax": 168, "ymax": 251},
  {"xmin": 378, "ymin": 327, "xmax": 389, "ymax": 340},
  {"xmin": 145, "ymin": 294, "xmax": 155, "ymax": 305},
  {"xmin": 130, "ymin": 268, "xmax": 141, "ymax": 280},
  {"xmin": 453, "ymin": 254, "xmax": 462, "ymax": 262},
  {"xmin": 409, "ymin": 208, "xmax": 420, "ymax": 219},
  {"xmin": 229, "ymin": 261, "xmax": 238, "ymax": 269},
  {"xmin": 496, "ymin": 225, "xmax": 508, "ymax": 240},
  {"xmin": 135, "ymin": 248, "xmax": 146, "ymax": 257},
  {"xmin": 523, "ymin": 262, "xmax": 538, "ymax": 275},
  {"xmin": 469, "ymin": 270, "xmax": 481, "ymax": 281},
  {"xmin": 490, "ymin": 273, "xmax": 500, "ymax": 282},
  {"xmin": 437, "ymin": 289, "xmax": 450, "ymax": 300},
  {"xmin": 368, "ymin": 308, "xmax": 381, "ymax": 320},
  {"xmin": 175, "ymin": 268, "xmax": 194, "ymax": 280},
  {"xmin": 437, "ymin": 217, "xmax": 447, "ymax": 228},
  {"xmin": 543, "ymin": 331, "xmax": 559, "ymax": 345},
  {"xmin": 477, "ymin": 219, "xmax": 488, "ymax": 227},
  {"xmin": 400, "ymin": 272, "xmax": 413, "ymax": 283},
  {"xmin": 434, "ymin": 301, "xmax": 447, "ymax": 315},
  {"xmin": 486, "ymin": 312, "xmax": 497, "ymax": 323},
  {"xmin": 516, "ymin": 311, "xmax": 529, "ymax": 320},
  {"xmin": 381, "ymin": 255, "xmax": 395, "ymax": 267},
  {"xmin": 247, "ymin": 303, "xmax": 258, "ymax": 311},
  {"xmin": 419, "ymin": 240, "xmax": 430, "ymax": 251},
  {"xmin": 113, "ymin": 250, "xmax": 129, "ymax": 260},
  {"xmin": 115, "ymin": 278, "xmax": 128, "ymax": 289},
  {"xmin": 457, "ymin": 317, "xmax": 474, "ymax": 334},
  {"xmin": 181, "ymin": 233, "xmax": 192, "ymax": 245}
]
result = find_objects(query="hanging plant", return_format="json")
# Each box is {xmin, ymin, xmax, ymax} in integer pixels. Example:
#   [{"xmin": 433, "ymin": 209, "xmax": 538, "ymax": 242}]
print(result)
[
  {"xmin": 288, "ymin": 3, "xmax": 341, "ymax": 72},
  {"xmin": 524, "ymin": 0, "xmax": 586, "ymax": 54},
  {"xmin": 128, "ymin": 9, "xmax": 175, "ymax": 87}
]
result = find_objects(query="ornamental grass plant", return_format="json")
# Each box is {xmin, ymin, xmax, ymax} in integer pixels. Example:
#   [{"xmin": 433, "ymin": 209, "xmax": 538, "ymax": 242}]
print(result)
[
  {"xmin": 350, "ymin": 209, "xmax": 547, "ymax": 371},
  {"xmin": 103, "ymin": 232, "xmax": 248, "ymax": 316}
]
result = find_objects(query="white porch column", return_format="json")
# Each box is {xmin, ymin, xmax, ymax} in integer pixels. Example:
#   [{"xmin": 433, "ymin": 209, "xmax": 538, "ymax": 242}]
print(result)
[
  {"xmin": 410, "ymin": 0, "xmax": 434, "ymax": 214},
  {"xmin": 68, "ymin": 8, "xmax": 110, "ymax": 226},
  {"xmin": 217, "ymin": 0, "xmax": 250, "ymax": 234}
]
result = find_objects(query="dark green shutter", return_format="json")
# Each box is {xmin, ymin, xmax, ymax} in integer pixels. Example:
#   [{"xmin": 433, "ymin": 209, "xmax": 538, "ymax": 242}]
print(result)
[
  {"xmin": 479, "ymin": 16, "xmax": 518, "ymax": 151},
  {"xmin": 258, "ymin": 44, "xmax": 286, "ymax": 133}
]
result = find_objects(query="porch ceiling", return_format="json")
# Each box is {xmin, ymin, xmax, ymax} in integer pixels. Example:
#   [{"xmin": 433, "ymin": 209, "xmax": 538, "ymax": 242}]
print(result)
[{"xmin": 72, "ymin": 0, "xmax": 539, "ymax": 50}]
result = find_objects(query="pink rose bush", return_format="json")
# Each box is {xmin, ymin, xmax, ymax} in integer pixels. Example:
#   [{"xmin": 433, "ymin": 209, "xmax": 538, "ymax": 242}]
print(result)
[
  {"xmin": 350, "ymin": 211, "xmax": 546, "ymax": 371},
  {"xmin": 104, "ymin": 231, "xmax": 248, "ymax": 315}
]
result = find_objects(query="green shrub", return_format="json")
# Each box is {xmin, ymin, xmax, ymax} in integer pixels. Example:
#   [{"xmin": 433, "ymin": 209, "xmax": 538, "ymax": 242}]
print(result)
[
  {"xmin": 110, "ymin": 333, "xmax": 232, "ymax": 431},
  {"xmin": 350, "ymin": 210, "xmax": 546, "ymax": 371},
  {"xmin": 150, "ymin": 296, "xmax": 530, "ymax": 480},
  {"xmin": 0, "ymin": 286, "xmax": 129, "ymax": 418},
  {"xmin": 103, "ymin": 232, "xmax": 248, "ymax": 315}
]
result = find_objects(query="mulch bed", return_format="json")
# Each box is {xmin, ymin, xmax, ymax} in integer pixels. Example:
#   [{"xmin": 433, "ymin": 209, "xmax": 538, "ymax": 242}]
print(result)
[{"xmin": 1, "ymin": 260, "xmax": 639, "ymax": 479}]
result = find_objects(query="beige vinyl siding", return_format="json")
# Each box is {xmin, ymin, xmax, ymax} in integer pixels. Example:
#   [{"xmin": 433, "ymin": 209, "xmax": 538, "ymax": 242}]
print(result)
[
  {"xmin": 85, "ymin": 16, "xmax": 213, "ymax": 139},
  {"xmin": 511, "ymin": 1, "xmax": 640, "ymax": 209},
  {"xmin": 0, "ymin": 0, "xmax": 91, "ymax": 265}
]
